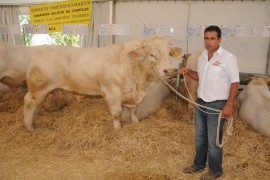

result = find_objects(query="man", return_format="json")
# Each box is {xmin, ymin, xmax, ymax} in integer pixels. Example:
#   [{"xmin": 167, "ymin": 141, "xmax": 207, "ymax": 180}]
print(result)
[{"xmin": 179, "ymin": 25, "xmax": 239, "ymax": 180}]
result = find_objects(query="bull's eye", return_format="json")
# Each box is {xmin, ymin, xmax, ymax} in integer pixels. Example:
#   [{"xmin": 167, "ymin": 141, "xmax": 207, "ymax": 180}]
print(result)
[{"xmin": 150, "ymin": 54, "xmax": 157, "ymax": 59}]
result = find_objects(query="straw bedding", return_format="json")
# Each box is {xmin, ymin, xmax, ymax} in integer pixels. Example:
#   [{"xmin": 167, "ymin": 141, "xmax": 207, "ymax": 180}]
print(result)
[{"xmin": 0, "ymin": 87, "xmax": 269, "ymax": 180}]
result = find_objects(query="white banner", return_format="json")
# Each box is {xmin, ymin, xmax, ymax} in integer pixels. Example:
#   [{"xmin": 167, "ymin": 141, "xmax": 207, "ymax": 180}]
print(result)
[
  {"xmin": 99, "ymin": 24, "xmax": 129, "ymax": 35},
  {"xmin": 24, "ymin": 24, "xmax": 48, "ymax": 34},
  {"xmin": 62, "ymin": 24, "xmax": 88, "ymax": 35}
]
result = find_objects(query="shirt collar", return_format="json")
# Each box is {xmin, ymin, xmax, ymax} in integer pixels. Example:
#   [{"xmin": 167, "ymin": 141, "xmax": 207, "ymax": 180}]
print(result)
[{"xmin": 203, "ymin": 46, "xmax": 223, "ymax": 56}]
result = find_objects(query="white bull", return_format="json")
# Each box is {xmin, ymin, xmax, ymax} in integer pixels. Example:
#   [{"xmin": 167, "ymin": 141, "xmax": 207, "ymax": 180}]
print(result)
[
  {"xmin": 24, "ymin": 36, "xmax": 180, "ymax": 131},
  {"xmin": 121, "ymin": 81, "xmax": 171, "ymax": 122},
  {"xmin": 237, "ymin": 76, "xmax": 270, "ymax": 136},
  {"xmin": 0, "ymin": 41, "xmax": 41, "ymax": 96}
]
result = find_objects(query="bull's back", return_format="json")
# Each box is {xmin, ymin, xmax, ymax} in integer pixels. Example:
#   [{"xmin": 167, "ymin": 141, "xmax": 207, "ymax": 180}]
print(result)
[{"xmin": 27, "ymin": 44, "xmax": 124, "ymax": 94}]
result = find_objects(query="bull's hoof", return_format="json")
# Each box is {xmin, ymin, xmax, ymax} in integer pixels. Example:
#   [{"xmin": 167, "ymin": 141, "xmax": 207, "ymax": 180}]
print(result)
[
  {"xmin": 131, "ymin": 117, "xmax": 139, "ymax": 123},
  {"xmin": 24, "ymin": 124, "xmax": 35, "ymax": 131},
  {"xmin": 132, "ymin": 120, "xmax": 139, "ymax": 123},
  {"xmin": 113, "ymin": 121, "xmax": 121, "ymax": 130}
]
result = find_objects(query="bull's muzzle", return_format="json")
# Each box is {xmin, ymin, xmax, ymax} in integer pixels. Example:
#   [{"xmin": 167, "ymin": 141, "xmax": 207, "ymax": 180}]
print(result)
[{"xmin": 164, "ymin": 69, "xmax": 175, "ymax": 77}]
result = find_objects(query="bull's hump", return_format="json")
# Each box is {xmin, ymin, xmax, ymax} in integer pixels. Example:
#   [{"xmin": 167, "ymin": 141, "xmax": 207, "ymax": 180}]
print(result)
[{"xmin": 102, "ymin": 44, "xmax": 123, "ymax": 63}]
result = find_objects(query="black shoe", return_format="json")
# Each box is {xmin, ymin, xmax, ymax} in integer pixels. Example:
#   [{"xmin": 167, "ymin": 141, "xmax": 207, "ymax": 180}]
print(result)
[{"xmin": 183, "ymin": 165, "xmax": 205, "ymax": 174}]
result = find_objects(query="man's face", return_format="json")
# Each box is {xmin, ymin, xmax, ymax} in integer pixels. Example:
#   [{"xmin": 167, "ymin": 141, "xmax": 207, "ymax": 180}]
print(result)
[{"xmin": 204, "ymin": 31, "xmax": 221, "ymax": 53}]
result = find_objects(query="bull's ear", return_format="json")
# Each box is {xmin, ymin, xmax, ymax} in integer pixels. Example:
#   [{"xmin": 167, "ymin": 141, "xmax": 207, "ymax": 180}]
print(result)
[
  {"xmin": 169, "ymin": 47, "xmax": 182, "ymax": 57},
  {"xmin": 128, "ymin": 49, "xmax": 145, "ymax": 61}
]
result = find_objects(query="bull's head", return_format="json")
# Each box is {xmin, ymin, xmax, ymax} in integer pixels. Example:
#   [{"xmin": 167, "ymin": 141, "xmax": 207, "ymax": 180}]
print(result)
[
  {"xmin": 146, "ymin": 36, "xmax": 182, "ymax": 77},
  {"xmin": 127, "ymin": 41, "xmax": 163, "ymax": 82},
  {"xmin": 126, "ymin": 36, "xmax": 182, "ymax": 79}
]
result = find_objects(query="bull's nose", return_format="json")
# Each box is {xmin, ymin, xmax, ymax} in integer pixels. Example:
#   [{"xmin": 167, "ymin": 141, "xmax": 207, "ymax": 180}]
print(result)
[
  {"xmin": 164, "ymin": 69, "xmax": 169, "ymax": 74},
  {"xmin": 164, "ymin": 69, "xmax": 175, "ymax": 76}
]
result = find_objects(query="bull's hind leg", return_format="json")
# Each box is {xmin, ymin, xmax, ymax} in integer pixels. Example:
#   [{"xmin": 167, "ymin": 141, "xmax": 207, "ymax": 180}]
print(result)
[{"xmin": 24, "ymin": 91, "xmax": 48, "ymax": 131}]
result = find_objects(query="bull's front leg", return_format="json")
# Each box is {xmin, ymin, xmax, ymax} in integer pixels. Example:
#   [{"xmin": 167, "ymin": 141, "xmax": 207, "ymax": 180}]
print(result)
[
  {"xmin": 130, "ymin": 107, "xmax": 139, "ymax": 123},
  {"xmin": 105, "ymin": 95, "xmax": 122, "ymax": 130}
]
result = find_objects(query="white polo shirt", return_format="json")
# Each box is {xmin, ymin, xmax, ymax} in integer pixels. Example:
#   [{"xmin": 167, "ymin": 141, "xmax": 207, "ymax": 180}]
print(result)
[{"xmin": 197, "ymin": 46, "xmax": 239, "ymax": 102}]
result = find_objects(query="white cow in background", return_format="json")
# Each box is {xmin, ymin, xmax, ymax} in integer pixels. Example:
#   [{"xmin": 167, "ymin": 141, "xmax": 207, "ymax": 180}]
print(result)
[
  {"xmin": 121, "ymin": 81, "xmax": 171, "ymax": 122},
  {"xmin": 237, "ymin": 76, "xmax": 270, "ymax": 136},
  {"xmin": 0, "ymin": 41, "xmax": 41, "ymax": 97},
  {"xmin": 182, "ymin": 51, "xmax": 201, "ymax": 125},
  {"xmin": 24, "ymin": 36, "xmax": 181, "ymax": 131}
]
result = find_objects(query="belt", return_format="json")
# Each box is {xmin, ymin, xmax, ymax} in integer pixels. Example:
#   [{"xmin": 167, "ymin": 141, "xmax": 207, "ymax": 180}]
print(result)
[
  {"xmin": 198, "ymin": 98, "xmax": 227, "ymax": 103},
  {"xmin": 211, "ymin": 99, "xmax": 227, "ymax": 103}
]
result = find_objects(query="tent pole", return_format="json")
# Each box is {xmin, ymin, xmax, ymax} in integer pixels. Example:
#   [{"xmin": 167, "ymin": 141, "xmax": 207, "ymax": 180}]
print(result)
[
  {"xmin": 266, "ymin": 38, "xmax": 270, "ymax": 75},
  {"xmin": 109, "ymin": 0, "xmax": 115, "ymax": 44}
]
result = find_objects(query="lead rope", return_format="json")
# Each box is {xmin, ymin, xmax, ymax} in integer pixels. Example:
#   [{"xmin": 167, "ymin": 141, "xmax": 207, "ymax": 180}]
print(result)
[
  {"xmin": 155, "ymin": 69, "xmax": 233, "ymax": 148},
  {"xmin": 181, "ymin": 73, "xmax": 234, "ymax": 148}
]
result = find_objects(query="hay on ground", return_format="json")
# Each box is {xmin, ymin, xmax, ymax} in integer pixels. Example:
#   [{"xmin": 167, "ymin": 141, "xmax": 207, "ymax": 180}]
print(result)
[{"xmin": 0, "ymin": 88, "xmax": 269, "ymax": 180}]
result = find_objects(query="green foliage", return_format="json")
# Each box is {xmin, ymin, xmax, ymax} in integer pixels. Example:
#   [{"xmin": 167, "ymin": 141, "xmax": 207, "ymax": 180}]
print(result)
[
  {"xmin": 19, "ymin": 15, "xmax": 33, "ymax": 46},
  {"xmin": 19, "ymin": 15, "xmax": 81, "ymax": 47},
  {"xmin": 49, "ymin": 32, "xmax": 80, "ymax": 46}
]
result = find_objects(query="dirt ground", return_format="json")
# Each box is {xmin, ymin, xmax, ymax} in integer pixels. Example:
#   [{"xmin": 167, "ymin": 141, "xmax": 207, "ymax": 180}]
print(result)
[{"xmin": 0, "ymin": 88, "xmax": 269, "ymax": 180}]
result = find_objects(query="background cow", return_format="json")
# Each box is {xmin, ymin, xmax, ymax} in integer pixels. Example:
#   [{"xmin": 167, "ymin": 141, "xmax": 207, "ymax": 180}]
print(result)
[
  {"xmin": 24, "ymin": 36, "xmax": 181, "ymax": 131},
  {"xmin": 121, "ymin": 81, "xmax": 171, "ymax": 122},
  {"xmin": 0, "ymin": 41, "xmax": 41, "ymax": 97},
  {"xmin": 181, "ymin": 53, "xmax": 191, "ymax": 69},
  {"xmin": 181, "ymin": 51, "xmax": 201, "ymax": 125},
  {"xmin": 237, "ymin": 76, "xmax": 270, "ymax": 136}
]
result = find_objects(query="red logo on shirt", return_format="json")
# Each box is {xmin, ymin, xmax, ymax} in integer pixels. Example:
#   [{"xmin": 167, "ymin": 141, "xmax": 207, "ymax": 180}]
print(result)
[{"xmin": 213, "ymin": 61, "xmax": 221, "ymax": 66}]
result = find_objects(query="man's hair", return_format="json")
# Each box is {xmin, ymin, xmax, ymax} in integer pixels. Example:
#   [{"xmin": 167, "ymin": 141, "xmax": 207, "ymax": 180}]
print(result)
[{"xmin": 204, "ymin": 25, "xmax": 222, "ymax": 38}]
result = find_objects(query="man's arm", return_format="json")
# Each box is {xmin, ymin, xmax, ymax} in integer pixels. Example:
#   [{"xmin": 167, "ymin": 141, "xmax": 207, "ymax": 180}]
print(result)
[
  {"xmin": 222, "ymin": 82, "xmax": 239, "ymax": 117},
  {"xmin": 178, "ymin": 67, "xmax": 199, "ymax": 81}
]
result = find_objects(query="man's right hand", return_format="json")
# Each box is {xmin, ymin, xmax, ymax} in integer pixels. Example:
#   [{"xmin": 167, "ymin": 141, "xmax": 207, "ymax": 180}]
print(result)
[{"xmin": 178, "ymin": 67, "xmax": 189, "ymax": 75}]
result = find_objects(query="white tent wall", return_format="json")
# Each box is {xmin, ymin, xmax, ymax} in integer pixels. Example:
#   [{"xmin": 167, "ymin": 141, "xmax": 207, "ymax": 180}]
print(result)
[
  {"xmin": 0, "ymin": 6, "xmax": 20, "ymax": 44},
  {"xmin": 188, "ymin": 1, "xmax": 270, "ymax": 74},
  {"xmin": 0, "ymin": 0, "xmax": 269, "ymax": 74},
  {"xmin": 81, "ymin": 1, "xmax": 113, "ymax": 47},
  {"xmin": 114, "ymin": 1, "xmax": 188, "ymax": 49},
  {"xmin": 113, "ymin": 0, "xmax": 270, "ymax": 74}
]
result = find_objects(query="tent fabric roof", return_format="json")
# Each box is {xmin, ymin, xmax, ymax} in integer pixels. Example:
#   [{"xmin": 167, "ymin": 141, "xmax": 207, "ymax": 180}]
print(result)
[{"xmin": 0, "ymin": 0, "xmax": 266, "ymax": 6}]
